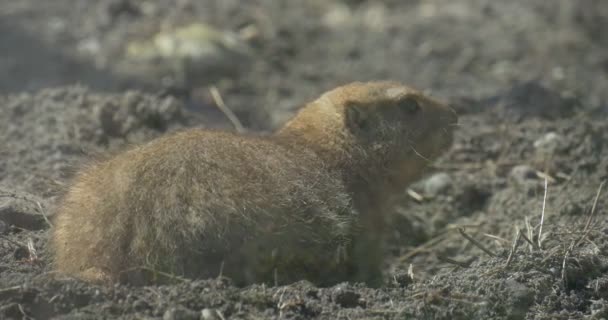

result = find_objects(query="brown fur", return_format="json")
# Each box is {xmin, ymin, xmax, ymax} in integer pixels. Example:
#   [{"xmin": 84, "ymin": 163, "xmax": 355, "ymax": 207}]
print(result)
[{"xmin": 51, "ymin": 81, "xmax": 457, "ymax": 287}]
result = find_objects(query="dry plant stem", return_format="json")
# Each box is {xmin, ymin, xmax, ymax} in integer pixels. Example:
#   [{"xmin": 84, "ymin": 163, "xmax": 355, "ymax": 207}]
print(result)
[
  {"xmin": 407, "ymin": 264, "xmax": 415, "ymax": 281},
  {"xmin": 437, "ymin": 255, "xmax": 474, "ymax": 268},
  {"xmin": 216, "ymin": 310, "xmax": 227, "ymax": 320},
  {"xmin": 524, "ymin": 217, "xmax": 537, "ymax": 252},
  {"xmin": 458, "ymin": 228, "xmax": 496, "ymax": 257},
  {"xmin": 17, "ymin": 304, "xmax": 29, "ymax": 319},
  {"xmin": 35, "ymin": 201, "xmax": 53, "ymax": 228},
  {"xmin": 505, "ymin": 229, "xmax": 522, "ymax": 267},
  {"xmin": 26, "ymin": 238, "xmax": 37, "ymax": 261},
  {"xmin": 540, "ymin": 244, "xmax": 563, "ymax": 264},
  {"xmin": 538, "ymin": 177, "xmax": 548, "ymax": 249},
  {"xmin": 562, "ymin": 242, "xmax": 574, "ymax": 287},
  {"xmin": 218, "ymin": 260, "xmax": 225, "ymax": 278},
  {"xmin": 209, "ymin": 86, "xmax": 245, "ymax": 133},
  {"xmin": 0, "ymin": 286, "xmax": 21, "ymax": 294},
  {"xmin": 519, "ymin": 231, "xmax": 536, "ymax": 249},
  {"xmin": 535, "ymin": 171, "xmax": 556, "ymax": 183},
  {"xmin": 406, "ymin": 189, "xmax": 424, "ymax": 202},
  {"xmin": 585, "ymin": 181, "xmax": 604, "ymax": 229},
  {"xmin": 119, "ymin": 267, "xmax": 187, "ymax": 283},
  {"xmin": 398, "ymin": 233, "xmax": 448, "ymax": 263},
  {"xmin": 398, "ymin": 224, "xmax": 483, "ymax": 263},
  {"xmin": 560, "ymin": 181, "xmax": 605, "ymax": 288},
  {"xmin": 575, "ymin": 180, "xmax": 605, "ymax": 247},
  {"xmin": 483, "ymin": 233, "xmax": 509, "ymax": 244}
]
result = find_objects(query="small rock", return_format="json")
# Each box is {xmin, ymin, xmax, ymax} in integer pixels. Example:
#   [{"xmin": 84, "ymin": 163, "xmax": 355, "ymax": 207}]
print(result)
[
  {"xmin": 162, "ymin": 306, "xmax": 198, "ymax": 320},
  {"xmin": 125, "ymin": 23, "xmax": 252, "ymax": 87},
  {"xmin": 132, "ymin": 299, "xmax": 150, "ymax": 312},
  {"xmin": 391, "ymin": 272, "xmax": 414, "ymax": 288},
  {"xmin": 533, "ymin": 132, "xmax": 563, "ymax": 154},
  {"xmin": 201, "ymin": 308, "xmax": 219, "ymax": 320},
  {"xmin": 509, "ymin": 165, "xmax": 537, "ymax": 184},
  {"xmin": 422, "ymin": 172, "xmax": 453, "ymax": 196},
  {"xmin": 0, "ymin": 192, "xmax": 48, "ymax": 231},
  {"xmin": 333, "ymin": 286, "xmax": 361, "ymax": 308}
]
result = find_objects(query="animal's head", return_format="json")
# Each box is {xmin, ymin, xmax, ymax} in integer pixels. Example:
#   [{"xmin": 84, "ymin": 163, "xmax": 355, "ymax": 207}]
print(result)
[
  {"xmin": 279, "ymin": 81, "xmax": 457, "ymax": 187},
  {"xmin": 333, "ymin": 81, "xmax": 455, "ymax": 156},
  {"xmin": 327, "ymin": 81, "xmax": 457, "ymax": 185}
]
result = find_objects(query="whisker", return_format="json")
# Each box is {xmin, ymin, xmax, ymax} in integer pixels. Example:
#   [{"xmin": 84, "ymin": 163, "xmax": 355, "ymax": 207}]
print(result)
[{"xmin": 410, "ymin": 145, "xmax": 432, "ymax": 163}]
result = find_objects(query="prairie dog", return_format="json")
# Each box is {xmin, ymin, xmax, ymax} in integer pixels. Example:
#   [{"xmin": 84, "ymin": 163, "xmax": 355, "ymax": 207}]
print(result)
[{"xmin": 51, "ymin": 81, "xmax": 457, "ymax": 286}]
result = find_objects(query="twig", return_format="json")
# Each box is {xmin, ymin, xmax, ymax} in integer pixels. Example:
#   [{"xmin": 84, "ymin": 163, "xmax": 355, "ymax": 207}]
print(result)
[
  {"xmin": 406, "ymin": 189, "xmax": 424, "ymax": 202},
  {"xmin": 216, "ymin": 310, "xmax": 227, "ymax": 320},
  {"xmin": 274, "ymin": 268, "xmax": 278, "ymax": 287},
  {"xmin": 35, "ymin": 201, "xmax": 53, "ymax": 228},
  {"xmin": 218, "ymin": 260, "xmax": 225, "ymax": 278},
  {"xmin": 407, "ymin": 264, "xmax": 414, "ymax": 281},
  {"xmin": 17, "ymin": 304, "xmax": 30, "ymax": 319},
  {"xmin": 538, "ymin": 177, "xmax": 548, "ymax": 249},
  {"xmin": 519, "ymin": 231, "xmax": 535, "ymax": 249},
  {"xmin": 276, "ymin": 287, "xmax": 287, "ymax": 318},
  {"xmin": 209, "ymin": 86, "xmax": 245, "ymax": 133},
  {"xmin": 535, "ymin": 171, "xmax": 556, "ymax": 183},
  {"xmin": 120, "ymin": 266, "xmax": 187, "ymax": 283},
  {"xmin": 524, "ymin": 216, "xmax": 534, "ymax": 252},
  {"xmin": 458, "ymin": 228, "xmax": 496, "ymax": 257},
  {"xmin": 483, "ymin": 233, "xmax": 509, "ymax": 244},
  {"xmin": 539, "ymin": 244, "xmax": 563, "ymax": 264},
  {"xmin": 0, "ymin": 285, "xmax": 21, "ymax": 294},
  {"xmin": 505, "ymin": 229, "xmax": 522, "ymax": 267},
  {"xmin": 398, "ymin": 233, "xmax": 448, "ymax": 263},
  {"xmin": 585, "ymin": 180, "xmax": 605, "ymax": 230},
  {"xmin": 562, "ymin": 242, "xmax": 575, "ymax": 287},
  {"xmin": 26, "ymin": 238, "xmax": 38, "ymax": 262},
  {"xmin": 437, "ymin": 255, "xmax": 475, "ymax": 268},
  {"xmin": 574, "ymin": 180, "xmax": 605, "ymax": 248}
]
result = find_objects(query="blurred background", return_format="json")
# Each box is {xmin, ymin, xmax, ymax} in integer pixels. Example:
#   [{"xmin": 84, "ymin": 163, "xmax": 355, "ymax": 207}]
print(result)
[{"xmin": 2, "ymin": 0, "xmax": 607, "ymax": 130}]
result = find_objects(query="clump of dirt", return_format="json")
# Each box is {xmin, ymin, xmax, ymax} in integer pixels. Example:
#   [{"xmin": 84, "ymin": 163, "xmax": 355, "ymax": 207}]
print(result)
[
  {"xmin": 2, "ymin": 0, "xmax": 608, "ymax": 319},
  {"xmin": 0, "ymin": 86, "xmax": 219, "ymax": 197}
]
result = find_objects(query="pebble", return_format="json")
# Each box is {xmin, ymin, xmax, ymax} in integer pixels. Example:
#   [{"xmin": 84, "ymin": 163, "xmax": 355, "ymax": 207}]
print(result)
[
  {"xmin": 533, "ymin": 132, "xmax": 563, "ymax": 154},
  {"xmin": 509, "ymin": 165, "xmax": 537, "ymax": 184},
  {"xmin": 162, "ymin": 306, "xmax": 199, "ymax": 320},
  {"xmin": 333, "ymin": 285, "xmax": 361, "ymax": 308},
  {"xmin": 422, "ymin": 172, "xmax": 453, "ymax": 196},
  {"xmin": 201, "ymin": 308, "xmax": 219, "ymax": 320}
]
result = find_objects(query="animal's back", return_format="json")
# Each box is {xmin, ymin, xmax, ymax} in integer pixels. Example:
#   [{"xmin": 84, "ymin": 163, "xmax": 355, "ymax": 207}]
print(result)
[{"xmin": 52, "ymin": 129, "xmax": 354, "ymax": 285}]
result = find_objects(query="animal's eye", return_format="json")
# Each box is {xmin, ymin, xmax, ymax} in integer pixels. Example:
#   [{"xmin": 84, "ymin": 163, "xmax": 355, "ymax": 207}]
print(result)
[{"xmin": 398, "ymin": 97, "xmax": 421, "ymax": 115}]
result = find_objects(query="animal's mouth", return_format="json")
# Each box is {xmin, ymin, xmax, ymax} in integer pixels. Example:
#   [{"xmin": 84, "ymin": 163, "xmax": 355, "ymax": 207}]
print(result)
[{"xmin": 417, "ymin": 126, "xmax": 454, "ymax": 160}]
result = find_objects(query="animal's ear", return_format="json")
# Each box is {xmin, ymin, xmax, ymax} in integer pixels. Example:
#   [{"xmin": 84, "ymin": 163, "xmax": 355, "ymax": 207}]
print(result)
[{"xmin": 345, "ymin": 102, "xmax": 370, "ymax": 133}]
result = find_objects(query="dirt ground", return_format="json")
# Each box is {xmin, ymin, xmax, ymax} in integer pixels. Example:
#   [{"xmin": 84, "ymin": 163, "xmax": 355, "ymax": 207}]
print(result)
[{"xmin": 1, "ymin": 0, "xmax": 608, "ymax": 319}]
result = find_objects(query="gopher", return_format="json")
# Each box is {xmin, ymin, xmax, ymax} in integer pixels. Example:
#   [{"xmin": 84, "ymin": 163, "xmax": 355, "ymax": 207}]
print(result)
[{"xmin": 51, "ymin": 81, "xmax": 457, "ymax": 287}]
